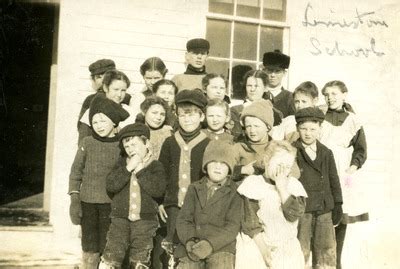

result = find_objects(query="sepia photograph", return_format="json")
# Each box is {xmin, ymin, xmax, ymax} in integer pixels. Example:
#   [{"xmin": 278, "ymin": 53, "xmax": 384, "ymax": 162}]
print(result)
[{"xmin": 0, "ymin": 0, "xmax": 399, "ymax": 268}]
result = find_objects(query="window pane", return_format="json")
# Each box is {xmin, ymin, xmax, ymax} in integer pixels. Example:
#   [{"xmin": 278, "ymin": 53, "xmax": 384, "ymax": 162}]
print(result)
[
  {"xmin": 206, "ymin": 58, "xmax": 230, "ymax": 78},
  {"xmin": 206, "ymin": 19, "xmax": 231, "ymax": 58},
  {"xmin": 263, "ymin": 0, "xmax": 286, "ymax": 21},
  {"xmin": 209, "ymin": 0, "xmax": 234, "ymax": 15},
  {"xmin": 230, "ymin": 61, "xmax": 256, "ymax": 99},
  {"xmin": 259, "ymin": 26, "xmax": 283, "ymax": 61},
  {"xmin": 233, "ymin": 22, "xmax": 257, "ymax": 60},
  {"xmin": 237, "ymin": 0, "xmax": 261, "ymax": 18}
]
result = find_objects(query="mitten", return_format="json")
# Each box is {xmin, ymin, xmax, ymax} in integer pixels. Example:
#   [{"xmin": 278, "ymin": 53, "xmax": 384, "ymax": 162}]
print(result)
[
  {"xmin": 332, "ymin": 203, "xmax": 343, "ymax": 226},
  {"xmin": 185, "ymin": 237, "xmax": 201, "ymax": 262},
  {"xmin": 69, "ymin": 193, "xmax": 82, "ymax": 225},
  {"xmin": 191, "ymin": 240, "xmax": 213, "ymax": 260}
]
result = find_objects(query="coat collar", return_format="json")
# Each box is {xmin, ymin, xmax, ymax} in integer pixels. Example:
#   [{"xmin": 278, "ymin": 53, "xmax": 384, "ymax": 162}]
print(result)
[
  {"xmin": 294, "ymin": 140, "xmax": 325, "ymax": 172},
  {"xmin": 194, "ymin": 177, "xmax": 235, "ymax": 209}
]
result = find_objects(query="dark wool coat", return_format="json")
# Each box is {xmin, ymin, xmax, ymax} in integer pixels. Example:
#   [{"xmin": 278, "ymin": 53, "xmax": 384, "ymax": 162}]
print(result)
[
  {"xmin": 272, "ymin": 88, "xmax": 295, "ymax": 118},
  {"xmin": 106, "ymin": 158, "xmax": 166, "ymax": 220},
  {"xmin": 175, "ymin": 177, "xmax": 243, "ymax": 258},
  {"xmin": 158, "ymin": 133, "xmax": 210, "ymax": 207},
  {"xmin": 293, "ymin": 140, "xmax": 343, "ymax": 214}
]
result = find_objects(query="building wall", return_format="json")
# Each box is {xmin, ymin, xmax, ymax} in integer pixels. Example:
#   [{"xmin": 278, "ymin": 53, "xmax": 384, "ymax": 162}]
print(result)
[
  {"xmin": 47, "ymin": 0, "xmax": 208, "ymax": 239},
  {"xmin": 45, "ymin": 0, "xmax": 400, "ymax": 266}
]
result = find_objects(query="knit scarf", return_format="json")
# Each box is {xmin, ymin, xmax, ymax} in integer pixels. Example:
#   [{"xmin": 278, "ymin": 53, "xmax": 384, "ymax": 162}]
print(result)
[
  {"xmin": 184, "ymin": 64, "xmax": 206, "ymax": 75},
  {"xmin": 178, "ymin": 126, "xmax": 202, "ymax": 143}
]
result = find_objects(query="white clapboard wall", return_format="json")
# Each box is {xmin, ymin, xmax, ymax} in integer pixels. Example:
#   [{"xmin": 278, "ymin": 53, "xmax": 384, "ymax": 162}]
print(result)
[{"xmin": 287, "ymin": 0, "xmax": 400, "ymax": 268}]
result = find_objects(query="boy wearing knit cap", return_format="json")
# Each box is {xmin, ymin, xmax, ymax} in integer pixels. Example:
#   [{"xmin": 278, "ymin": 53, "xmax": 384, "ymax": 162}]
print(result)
[
  {"xmin": 69, "ymin": 95, "xmax": 129, "ymax": 269},
  {"xmin": 172, "ymin": 38, "xmax": 210, "ymax": 92},
  {"xmin": 99, "ymin": 123, "xmax": 166, "ymax": 269},
  {"xmin": 293, "ymin": 107, "xmax": 343, "ymax": 268},
  {"xmin": 175, "ymin": 141, "xmax": 243, "ymax": 269},
  {"xmin": 263, "ymin": 50, "xmax": 295, "ymax": 118},
  {"xmin": 158, "ymin": 89, "xmax": 210, "ymax": 263}
]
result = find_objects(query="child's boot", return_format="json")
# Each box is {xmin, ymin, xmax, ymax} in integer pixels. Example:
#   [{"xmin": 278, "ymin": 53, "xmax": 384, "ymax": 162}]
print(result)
[{"xmin": 81, "ymin": 252, "xmax": 100, "ymax": 269}]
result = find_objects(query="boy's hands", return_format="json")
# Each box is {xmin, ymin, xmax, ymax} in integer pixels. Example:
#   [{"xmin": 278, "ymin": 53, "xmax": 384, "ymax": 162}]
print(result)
[
  {"xmin": 272, "ymin": 164, "xmax": 290, "ymax": 185},
  {"xmin": 126, "ymin": 154, "xmax": 142, "ymax": 172},
  {"xmin": 191, "ymin": 240, "xmax": 213, "ymax": 260},
  {"xmin": 185, "ymin": 237, "xmax": 201, "ymax": 261},
  {"xmin": 241, "ymin": 160, "xmax": 256, "ymax": 175},
  {"xmin": 261, "ymin": 245, "xmax": 276, "ymax": 268},
  {"xmin": 158, "ymin": 205, "xmax": 168, "ymax": 223},
  {"xmin": 69, "ymin": 193, "xmax": 82, "ymax": 225}
]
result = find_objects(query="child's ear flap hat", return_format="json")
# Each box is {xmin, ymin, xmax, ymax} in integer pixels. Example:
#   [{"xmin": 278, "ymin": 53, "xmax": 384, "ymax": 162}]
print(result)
[
  {"xmin": 175, "ymin": 89, "xmax": 208, "ymax": 111},
  {"xmin": 295, "ymin": 107, "xmax": 325, "ymax": 124},
  {"xmin": 240, "ymin": 99, "xmax": 274, "ymax": 128},
  {"xmin": 202, "ymin": 141, "xmax": 235, "ymax": 174},
  {"xmin": 89, "ymin": 59, "xmax": 116, "ymax": 76},
  {"xmin": 89, "ymin": 95, "xmax": 129, "ymax": 126}
]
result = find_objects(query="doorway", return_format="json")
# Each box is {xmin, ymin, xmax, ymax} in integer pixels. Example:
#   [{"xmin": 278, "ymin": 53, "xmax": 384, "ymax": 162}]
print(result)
[{"xmin": 0, "ymin": 0, "xmax": 58, "ymax": 225}]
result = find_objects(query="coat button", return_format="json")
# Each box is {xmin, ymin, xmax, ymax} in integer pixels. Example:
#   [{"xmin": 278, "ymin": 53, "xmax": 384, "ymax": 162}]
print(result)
[
  {"xmin": 181, "ymin": 187, "xmax": 187, "ymax": 193},
  {"xmin": 182, "ymin": 174, "xmax": 187, "ymax": 179}
]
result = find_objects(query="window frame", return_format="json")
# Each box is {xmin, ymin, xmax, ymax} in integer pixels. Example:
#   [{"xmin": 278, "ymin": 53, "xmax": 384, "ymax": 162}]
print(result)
[{"xmin": 206, "ymin": 0, "xmax": 290, "ymax": 95}]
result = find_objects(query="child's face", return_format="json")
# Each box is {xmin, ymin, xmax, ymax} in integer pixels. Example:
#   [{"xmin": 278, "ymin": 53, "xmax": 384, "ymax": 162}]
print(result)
[
  {"xmin": 91, "ymin": 113, "xmax": 115, "ymax": 137},
  {"xmin": 297, "ymin": 121, "xmax": 320, "ymax": 145},
  {"xmin": 294, "ymin": 93, "xmax": 318, "ymax": 112},
  {"xmin": 155, "ymin": 85, "xmax": 175, "ymax": 106},
  {"xmin": 324, "ymin": 86, "xmax": 347, "ymax": 110},
  {"xmin": 104, "ymin": 79, "xmax": 127, "ymax": 104},
  {"xmin": 244, "ymin": 116, "xmax": 269, "ymax": 143},
  {"xmin": 246, "ymin": 77, "xmax": 265, "ymax": 101},
  {"xmin": 177, "ymin": 106, "xmax": 204, "ymax": 133},
  {"xmin": 143, "ymin": 70, "xmax": 164, "ymax": 91},
  {"xmin": 206, "ymin": 77, "xmax": 226, "ymax": 100},
  {"xmin": 91, "ymin": 74, "xmax": 104, "ymax": 91},
  {"xmin": 265, "ymin": 68, "xmax": 285, "ymax": 87},
  {"xmin": 185, "ymin": 51, "xmax": 208, "ymax": 69},
  {"xmin": 266, "ymin": 149, "xmax": 295, "ymax": 180},
  {"xmin": 207, "ymin": 161, "xmax": 229, "ymax": 183},
  {"xmin": 123, "ymin": 136, "xmax": 148, "ymax": 159},
  {"xmin": 145, "ymin": 104, "xmax": 166, "ymax": 129},
  {"xmin": 206, "ymin": 105, "xmax": 229, "ymax": 132}
]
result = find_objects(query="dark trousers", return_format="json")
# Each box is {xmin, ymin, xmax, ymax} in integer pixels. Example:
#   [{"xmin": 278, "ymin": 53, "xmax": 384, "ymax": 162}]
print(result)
[
  {"xmin": 81, "ymin": 202, "xmax": 111, "ymax": 253},
  {"xmin": 335, "ymin": 224, "xmax": 347, "ymax": 269},
  {"xmin": 298, "ymin": 212, "xmax": 337, "ymax": 268},
  {"xmin": 165, "ymin": 206, "xmax": 180, "ymax": 243},
  {"xmin": 102, "ymin": 217, "xmax": 159, "ymax": 266},
  {"xmin": 177, "ymin": 252, "xmax": 235, "ymax": 269}
]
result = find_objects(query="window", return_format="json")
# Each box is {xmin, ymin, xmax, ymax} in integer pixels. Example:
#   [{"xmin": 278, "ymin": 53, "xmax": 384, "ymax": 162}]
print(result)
[{"xmin": 206, "ymin": 0, "xmax": 289, "ymax": 98}]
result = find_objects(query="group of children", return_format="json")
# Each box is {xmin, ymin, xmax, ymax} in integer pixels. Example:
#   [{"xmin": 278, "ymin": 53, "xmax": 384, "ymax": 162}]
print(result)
[{"xmin": 69, "ymin": 38, "xmax": 367, "ymax": 269}]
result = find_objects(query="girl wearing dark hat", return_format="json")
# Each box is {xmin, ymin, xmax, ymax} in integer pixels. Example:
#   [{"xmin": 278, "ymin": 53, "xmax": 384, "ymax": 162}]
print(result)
[
  {"xmin": 78, "ymin": 70, "xmax": 139, "ymax": 143},
  {"xmin": 69, "ymin": 96, "xmax": 129, "ymax": 269},
  {"xmin": 99, "ymin": 123, "xmax": 166, "ymax": 269}
]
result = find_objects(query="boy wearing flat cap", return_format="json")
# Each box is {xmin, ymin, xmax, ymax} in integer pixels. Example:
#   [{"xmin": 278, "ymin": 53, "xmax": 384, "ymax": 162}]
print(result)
[
  {"xmin": 99, "ymin": 123, "xmax": 166, "ymax": 269},
  {"xmin": 158, "ymin": 89, "xmax": 211, "ymax": 264},
  {"xmin": 172, "ymin": 38, "xmax": 210, "ymax": 92},
  {"xmin": 293, "ymin": 107, "xmax": 343, "ymax": 268},
  {"xmin": 175, "ymin": 141, "xmax": 243, "ymax": 269},
  {"xmin": 263, "ymin": 50, "xmax": 295, "ymax": 118}
]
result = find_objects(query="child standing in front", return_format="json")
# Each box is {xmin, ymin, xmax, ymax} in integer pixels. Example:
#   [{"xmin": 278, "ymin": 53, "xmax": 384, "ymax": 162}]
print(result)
[
  {"xmin": 293, "ymin": 107, "xmax": 343, "ymax": 269},
  {"xmin": 158, "ymin": 89, "xmax": 210, "ymax": 262},
  {"xmin": 203, "ymin": 99, "xmax": 233, "ymax": 142},
  {"xmin": 270, "ymin": 81, "xmax": 319, "ymax": 143},
  {"xmin": 236, "ymin": 140, "xmax": 307, "ymax": 269},
  {"xmin": 175, "ymin": 141, "xmax": 243, "ymax": 269},
  {"xmin": 99, "ymin": 123, "xmax": 166, "ymax": 269},
  {"xmin": 69, "ymin": 96, "xmax": 129, "ymax": 269},
  {"xmin": 319, "ymin": 81, "xmax": 368, "ymax": 269}
]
